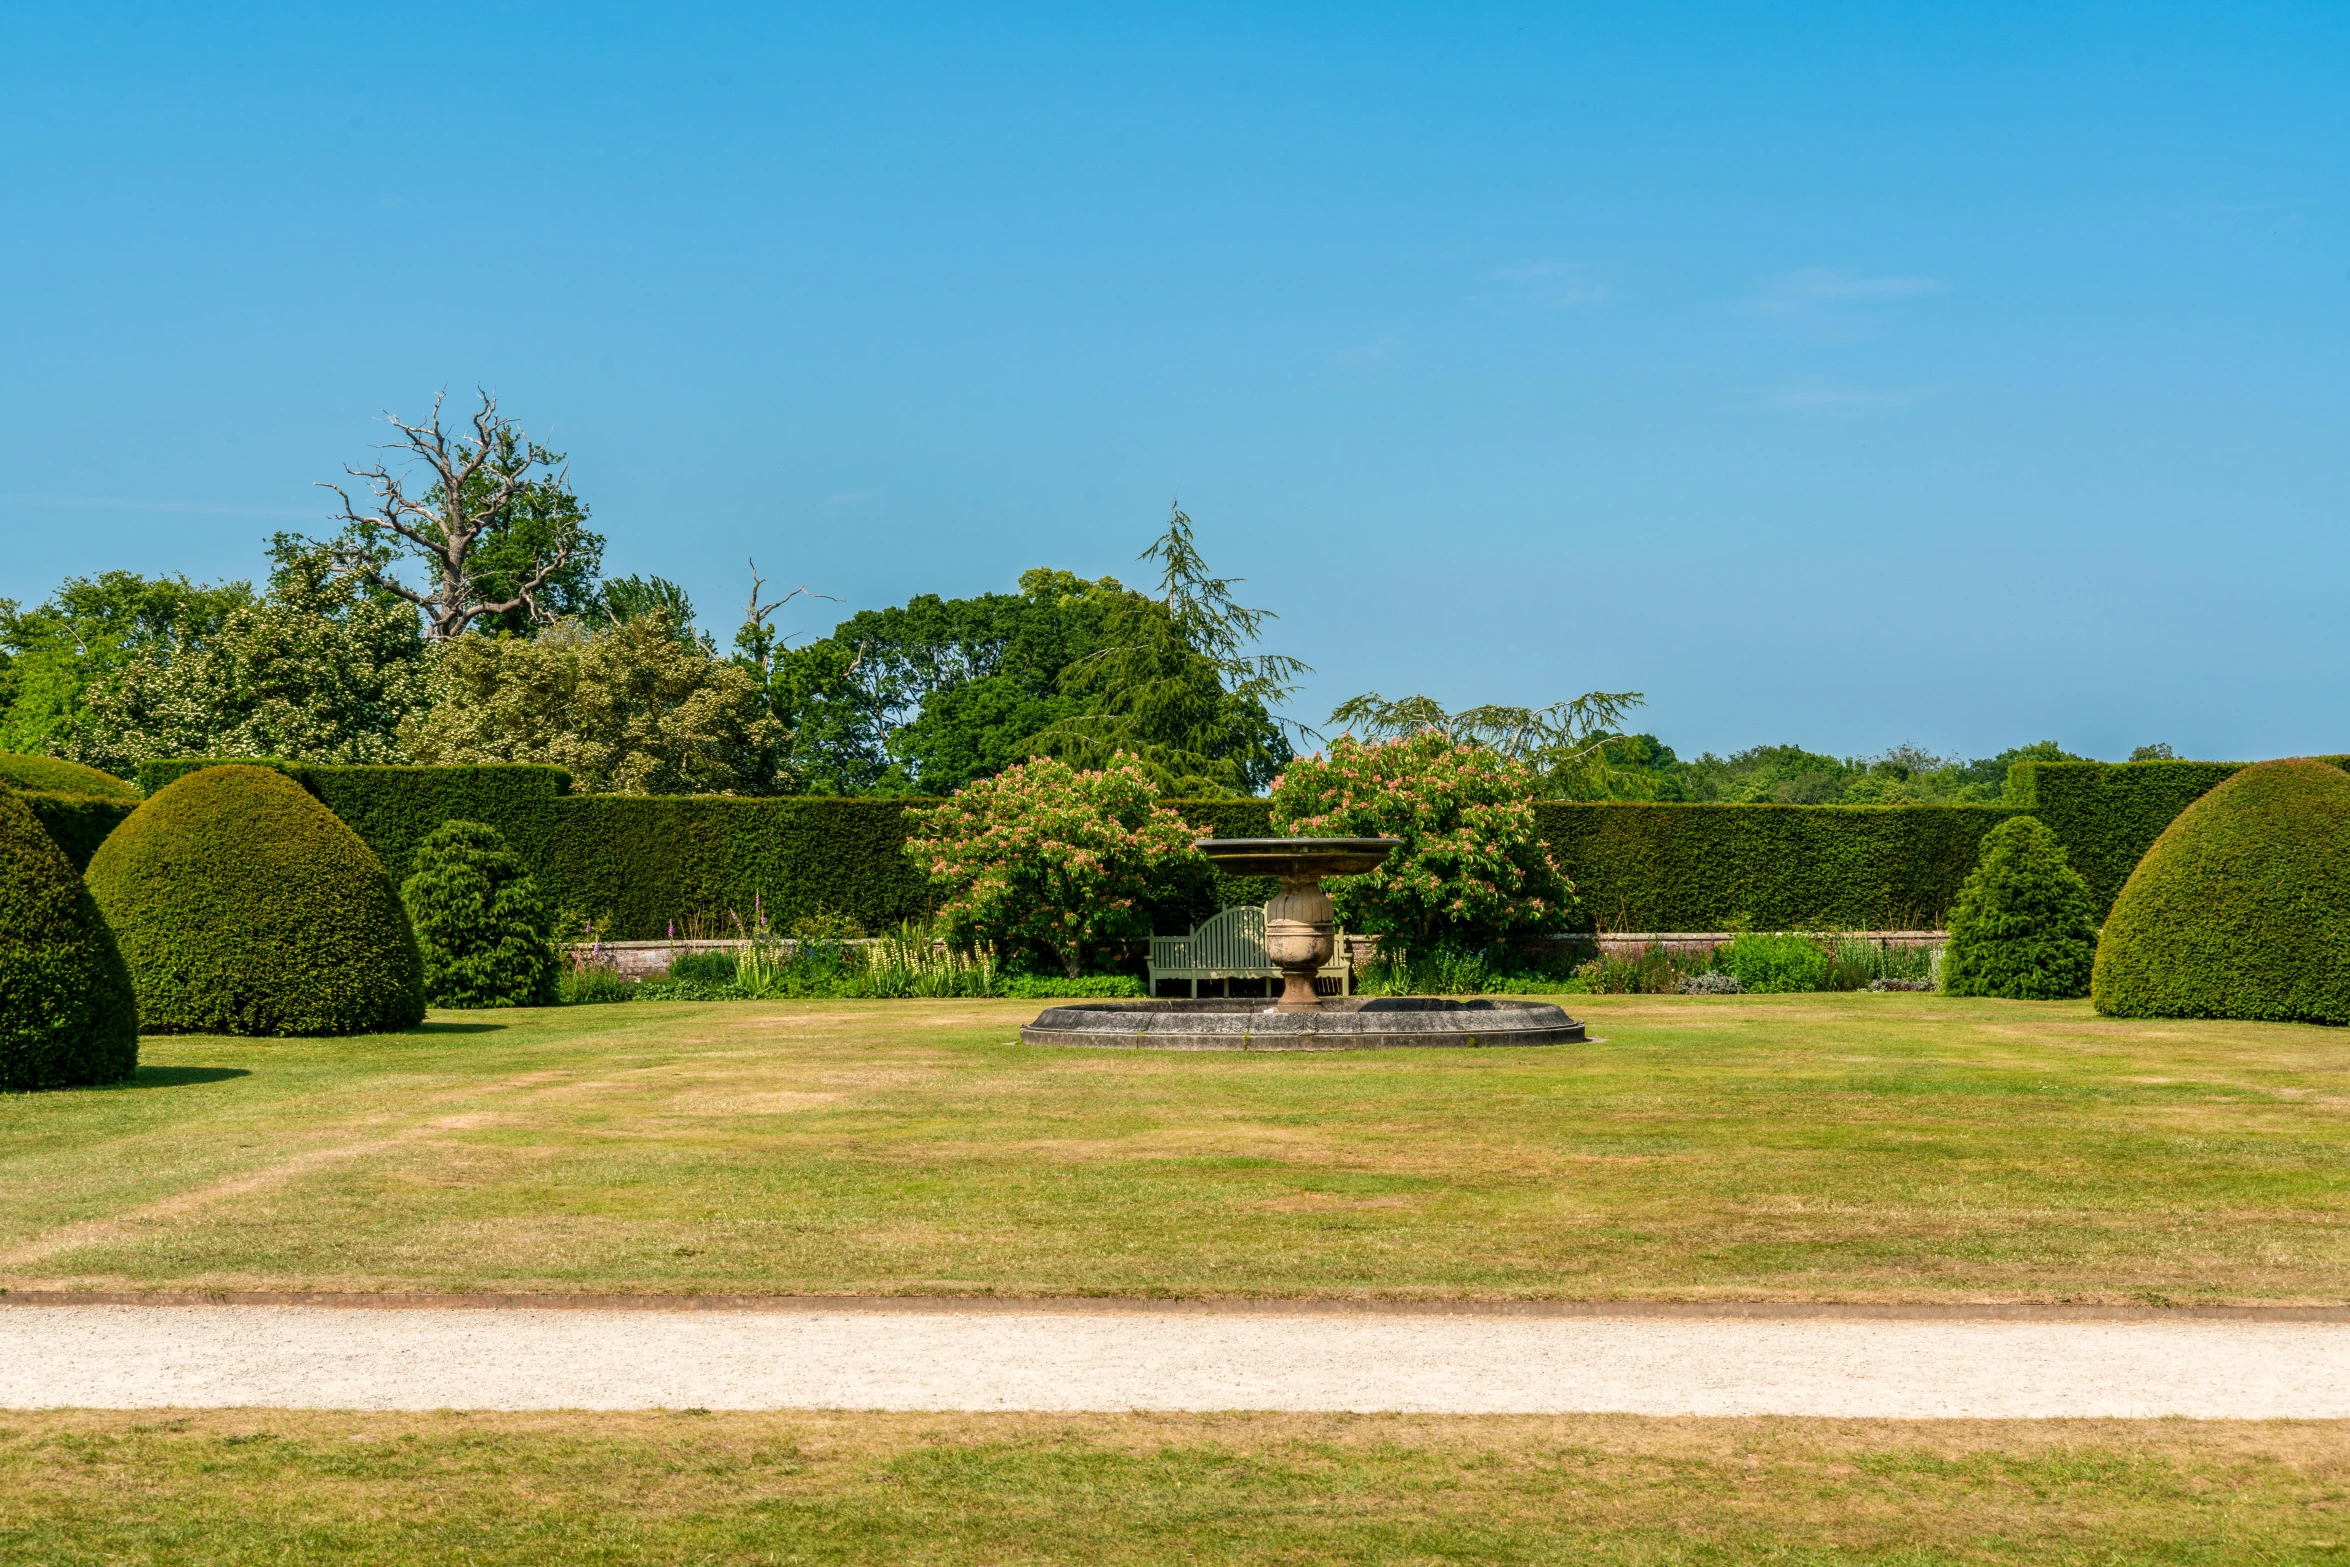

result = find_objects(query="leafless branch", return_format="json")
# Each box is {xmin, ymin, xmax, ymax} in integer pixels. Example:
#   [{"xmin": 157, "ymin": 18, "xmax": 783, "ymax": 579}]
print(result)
[{"xmin": 310, "ymin": 387, "xmax": 575, "ymax": 640}]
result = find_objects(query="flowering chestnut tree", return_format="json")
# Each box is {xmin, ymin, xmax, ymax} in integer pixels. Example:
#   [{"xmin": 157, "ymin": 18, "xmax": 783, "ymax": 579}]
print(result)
[
  {"xmin": 1267, "ymin": 732, "xmax": 1574, "ymax": 942},
  {"xmin": 907, "ymin": 753, "xmax": 1203, "ymax": 977}
]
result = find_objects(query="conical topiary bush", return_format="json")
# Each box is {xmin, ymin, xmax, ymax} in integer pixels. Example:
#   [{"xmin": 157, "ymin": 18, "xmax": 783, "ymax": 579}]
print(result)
[
  {"xmin": 2092, "ymin": 757, "xmax": 2350, "ymax": 1024},
  {"xmin": 85, "ymin": 764, "xmax": 425, "ymax": 1036},
  {"xmin": 1942, "ymin": 815, "xmax": 2097, "ymax": 1000},
  {"xmin": 0, "ymin": 783, "xmax": 139, "ymax": 1089},
  {"xmin": 401, "ymin": 819, "xmax": 559, "ymax": 1008}
]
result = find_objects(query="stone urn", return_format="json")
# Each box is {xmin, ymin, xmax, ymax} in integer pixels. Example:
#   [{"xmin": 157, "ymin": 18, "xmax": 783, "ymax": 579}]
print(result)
[{"xmin": 1192, "ymin": 838, "xmax": 1402, "ymax": 1011}]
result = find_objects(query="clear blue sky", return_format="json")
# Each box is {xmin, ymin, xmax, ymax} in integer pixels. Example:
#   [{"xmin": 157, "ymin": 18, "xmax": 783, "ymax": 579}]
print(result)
[{"xmin": 3, "ymin": 3, "xmax": 2344, "ymax": 763}]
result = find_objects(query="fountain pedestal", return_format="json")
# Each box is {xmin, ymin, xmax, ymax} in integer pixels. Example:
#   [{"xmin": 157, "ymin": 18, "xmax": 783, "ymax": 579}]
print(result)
[
  {"xmin": 1263, "ymin": 877, "xmax": 1336, "ymax": 1011},
  {"xmin": 1189, "ymin": 838, "xmax": 1402, "ymax": 1012}
]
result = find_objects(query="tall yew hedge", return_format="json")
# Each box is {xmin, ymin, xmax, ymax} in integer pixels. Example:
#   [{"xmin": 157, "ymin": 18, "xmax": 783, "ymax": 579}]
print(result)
[{"xmin": 1533, "ymin": 800, "xmax": 2022, "ymax": 932}]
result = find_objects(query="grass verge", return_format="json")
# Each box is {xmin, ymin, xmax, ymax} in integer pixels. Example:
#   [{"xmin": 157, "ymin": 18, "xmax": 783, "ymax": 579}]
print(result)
[
  {"xmin": 3, "ymin": 993, "xmax": 2348, "ymax": 1302},
  {"xmin": 2, "ymin": 1409, "xmax": 2344, "ymax": 1565}
]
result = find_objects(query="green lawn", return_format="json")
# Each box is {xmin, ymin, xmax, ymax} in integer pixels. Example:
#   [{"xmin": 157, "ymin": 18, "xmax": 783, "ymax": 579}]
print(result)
[
  {"xmin": 2, "ymin": 1410, "xmax": 2344, "ymax": 1565},
  {"xmin": 3, "ymin": 993, "xmax": 2348, "ymax": 1302}
]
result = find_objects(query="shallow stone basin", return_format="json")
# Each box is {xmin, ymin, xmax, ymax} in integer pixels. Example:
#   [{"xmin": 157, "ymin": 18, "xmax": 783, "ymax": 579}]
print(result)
[{"xmin": 1019, "ymin": 996, "xmax": 1587, "ymax": 1051}]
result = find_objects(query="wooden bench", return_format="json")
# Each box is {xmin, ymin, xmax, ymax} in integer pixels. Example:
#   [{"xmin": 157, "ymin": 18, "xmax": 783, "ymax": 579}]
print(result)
[{"xmin": 1147, "ymin": 905, "xmax": 1352, "ymax": 999}]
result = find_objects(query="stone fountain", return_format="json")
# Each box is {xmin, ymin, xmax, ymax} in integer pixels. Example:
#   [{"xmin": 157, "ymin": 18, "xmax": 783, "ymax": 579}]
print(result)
[{"xmin": 1019, "ymin": 837, "xmax": 1588, "ymax": 1051}]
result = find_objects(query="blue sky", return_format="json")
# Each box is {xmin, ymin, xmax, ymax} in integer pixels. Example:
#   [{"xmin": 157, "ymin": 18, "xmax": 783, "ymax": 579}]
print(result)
[{"xmin": 3, "ymin": 2, "xmax": 2344, "ymax": 763}]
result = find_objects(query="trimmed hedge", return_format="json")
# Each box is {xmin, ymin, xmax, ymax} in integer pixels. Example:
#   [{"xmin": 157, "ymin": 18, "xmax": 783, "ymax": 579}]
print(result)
[
  {"xmin": 545, "ymin": 795, "xmax": 936, "ymax": 937},
  {"xmin": 23, "ymin": 791, "xmax": 138, "ymax": 872},
  {"xmin": 135, "ymin": 759, "xmax": 568, "ymax": 879},
  {"xmin": 87, "ymin": 764, "xmax": 426, "ymax": 1036},
  {"xmin": 1533, "ymin": 800, "xmax": 2025, "ymax": 932},
  {"xmin": 0, "ymin": 784, "xmax": 139, "ymax": 1090},
  {"xmin": 533, "ymin": 793, "xmax": 1272, "ymax": 942},
  {"xmin": 0, "ymin": 752, "xmax": 138, "ymax": 799},
  {"xmin": 2009, "ymin": 758, "xmax": 2350, "ymax": 918},
  {"xmin": 2091, "ymin": 758, "xmax": 2350, "ymax": 1024},
  {"xmin": 102, "ymin": 757, "xmax": 2350, "ymax": 943}
]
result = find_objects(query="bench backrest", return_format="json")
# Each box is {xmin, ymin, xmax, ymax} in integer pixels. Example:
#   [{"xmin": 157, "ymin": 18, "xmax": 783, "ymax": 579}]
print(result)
[{"xmin": 1149, "ymin": 904, "xmax": 1268, "ymax": 970}]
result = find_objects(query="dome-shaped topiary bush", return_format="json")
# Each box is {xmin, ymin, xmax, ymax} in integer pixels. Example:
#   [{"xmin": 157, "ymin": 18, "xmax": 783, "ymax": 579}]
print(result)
[
  {"xmin": 0, "ymin": 783, "xmax": 139, "ymax": 1089},
  {"xmin": 1942, "ymin": 815, "xmax": 2097, "ymax": 1000},
  {"xmin": 2092, "ymin": 757, "xmax": 2350, "ymax": 1023},
  {"xmin": 0, "ymin": 752, "xmax": 138, "ymax": 800},
  {"xmin": 85, "ymin": 764, "xmax": 425, "ymax": 1036},
  {"xmin": 401, "ymin": 819, "xmax": 559, "ymax": 1008}
]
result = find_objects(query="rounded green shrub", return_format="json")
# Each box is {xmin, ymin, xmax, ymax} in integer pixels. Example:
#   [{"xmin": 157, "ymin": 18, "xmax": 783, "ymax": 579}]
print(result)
[
  {"xmin": 2091, "ymin": 758, "xmax": 2350, "ymax": 1023},
  {"xmin": 85, "ymin": 764, "xmax": 425, "ymax": 1036},
  {"xmin": 401, "ymin": 819, "xmax": 559, "ymax": 1008},
  {"xmin": 0, "ymin": 784, "xmax": 139, "ymax": 1089},
  {"xmin": 0, "ymin": 753, "xmax": 138, "ymax": 800},
  {"xmin": 1942, "ymin": 816, "xmax": 2097, "ymax": 1000}
]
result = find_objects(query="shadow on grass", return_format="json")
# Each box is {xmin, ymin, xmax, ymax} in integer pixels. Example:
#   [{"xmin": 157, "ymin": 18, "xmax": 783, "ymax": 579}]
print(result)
[
  {"xmin": 127, "ymin": 1066, "xmax": 251, "ymax": 1088},
  {"xmin": 412, "ymin": 1021, "xmax": 508, "ymax": 1035}
]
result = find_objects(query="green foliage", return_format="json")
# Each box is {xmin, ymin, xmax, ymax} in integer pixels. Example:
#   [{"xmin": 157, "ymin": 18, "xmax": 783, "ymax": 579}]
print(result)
[
  {"xmin": 0, "ymin": 754, "xmax": 141, "ymax": 872},
  {"xmin": 1325, "ymin": 689, "xmax": 1645, "ymax": 800},
  {"xmin": 400, "ymin": 820, "xmax": 559, "ymax": 1008},
  {"xmin": 85, "ymin": 764, "xmax": 425, "ymax": 1036},
  {"xmin": 1355, "ymin": 937, "xmax": 1579, "ymax": 997},
  {"xmin": 0, "ymin": 783, "xmax": 138, "ymax": 1090},
  {"xmin": 0, "ymin": 571, "xmax": 253, "ymax": 756},
  {"xmin": 1717, "ymin": 931, "xmax": 1837, "ymax": 993},
  {"xmin": 454, "ymin": 430, "xmax": 607, "ymax": 638},
  {"xmin": 21, "ymin": 791, "xmax": 138, "ymax": 872},
  {"xmin": 62, "ymin": 542, "xmax": 429, "ymax": 776},
  {"xmin": 0, "ymin": 753, "xmax": 136, "ymax": 798},
  {"xmin": 767, "ymin": 541, "xmax": 1295, "ymax": 799},
  {"xmin": 1942, "ymin": 816, "xmax": 2096, "ymax": 1000},
  {"xmin": 1576, "ymin": 934, "xmax": 1929, "ymax": 994},
  {"xmin": 2093, "ymin": 759, "xmax": 2350, "ymax": 1024},
  {"xmin": 1270, "ymin": 733, "xmax": 1573, "ymax": 941},
  {"xmin": 908, "ymin": 754, "xmax": 1204, "ymax": 977},
  {"xmin": 594, "ymin": 575, "xmax": 706, "ymax": 644},
  {"xmin": 996, "ymin": 972, "xmax": 1146, "ymax": 998},
  {"xmin": 2002, "ymin": 758, "xmax": 2349, "ymax": 917},
  {"xmin": 1029, "ymin": 506, "xmax": 1304, "ymax": 795},
  {"xmin": 618, "ymin": 940, "xmax": 1131, "ymax": 1002},
  {"xmin": 735, "ymin": 923, "xmax": 1000, "ymax": 999},
  {"xmin": 1599, "ymin": 737, "xmax": 2089, "ymax": 806},
  {"xmin": 558, "ymin": 964, "xmax": 633, "ymax": 1005},
  {"xmin": 402, "ymin": 613, "xmax": 786, "ymax": 795},
  {"xmin": 1535, "ymin": 800, "xmax": 2022, "ymax": 932},
  {"xmin": 766, "ymin": 569, "xmax": 1122, "ymax": 795}
]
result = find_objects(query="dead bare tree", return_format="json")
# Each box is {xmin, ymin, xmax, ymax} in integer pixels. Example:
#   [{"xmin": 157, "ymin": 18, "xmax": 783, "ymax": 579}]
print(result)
[
  {"xmin": 732, "ymin": 557, "xmax": 837, "ymax": 676},
  {"xmin": 318, "ymin": 389, "xmax": 584, "ymax": 640}
]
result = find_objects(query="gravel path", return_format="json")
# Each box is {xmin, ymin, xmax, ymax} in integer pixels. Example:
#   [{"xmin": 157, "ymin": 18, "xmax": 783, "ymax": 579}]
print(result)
[{"xmin": 4, "ymin": 1305, "xmax": 2348, "ymax": 1416}]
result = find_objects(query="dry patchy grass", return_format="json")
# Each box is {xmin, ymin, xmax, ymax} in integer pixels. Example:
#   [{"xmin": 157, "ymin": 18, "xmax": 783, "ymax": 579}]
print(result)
[
  {"xmin": 1, "ymin": 1408, "xmax": 2344, "ymax": 1564},
  {"xmin": 2, "ymin": 993, "xmax": 2348, "ymax": 1302}
]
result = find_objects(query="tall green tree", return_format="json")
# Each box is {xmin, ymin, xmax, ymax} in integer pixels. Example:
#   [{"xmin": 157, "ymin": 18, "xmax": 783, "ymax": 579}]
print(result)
[
  {"xmin": 0, "ymin": 572, "xmax": 251, "ymax": 760},
  {"xmin": 61, "ymin": 540, "xmax": 429, "ymax": 773},
  {"xmin": 1033, "ymin": 507, "xmax": 1305, "ymax": 795},
  {"xmin": 401, "ymin": 611, "xmax": 786, "ymax": 795},
  {"xmin": 761, "ymin": 527, "xmax": 1297, "ymax": 799}
]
